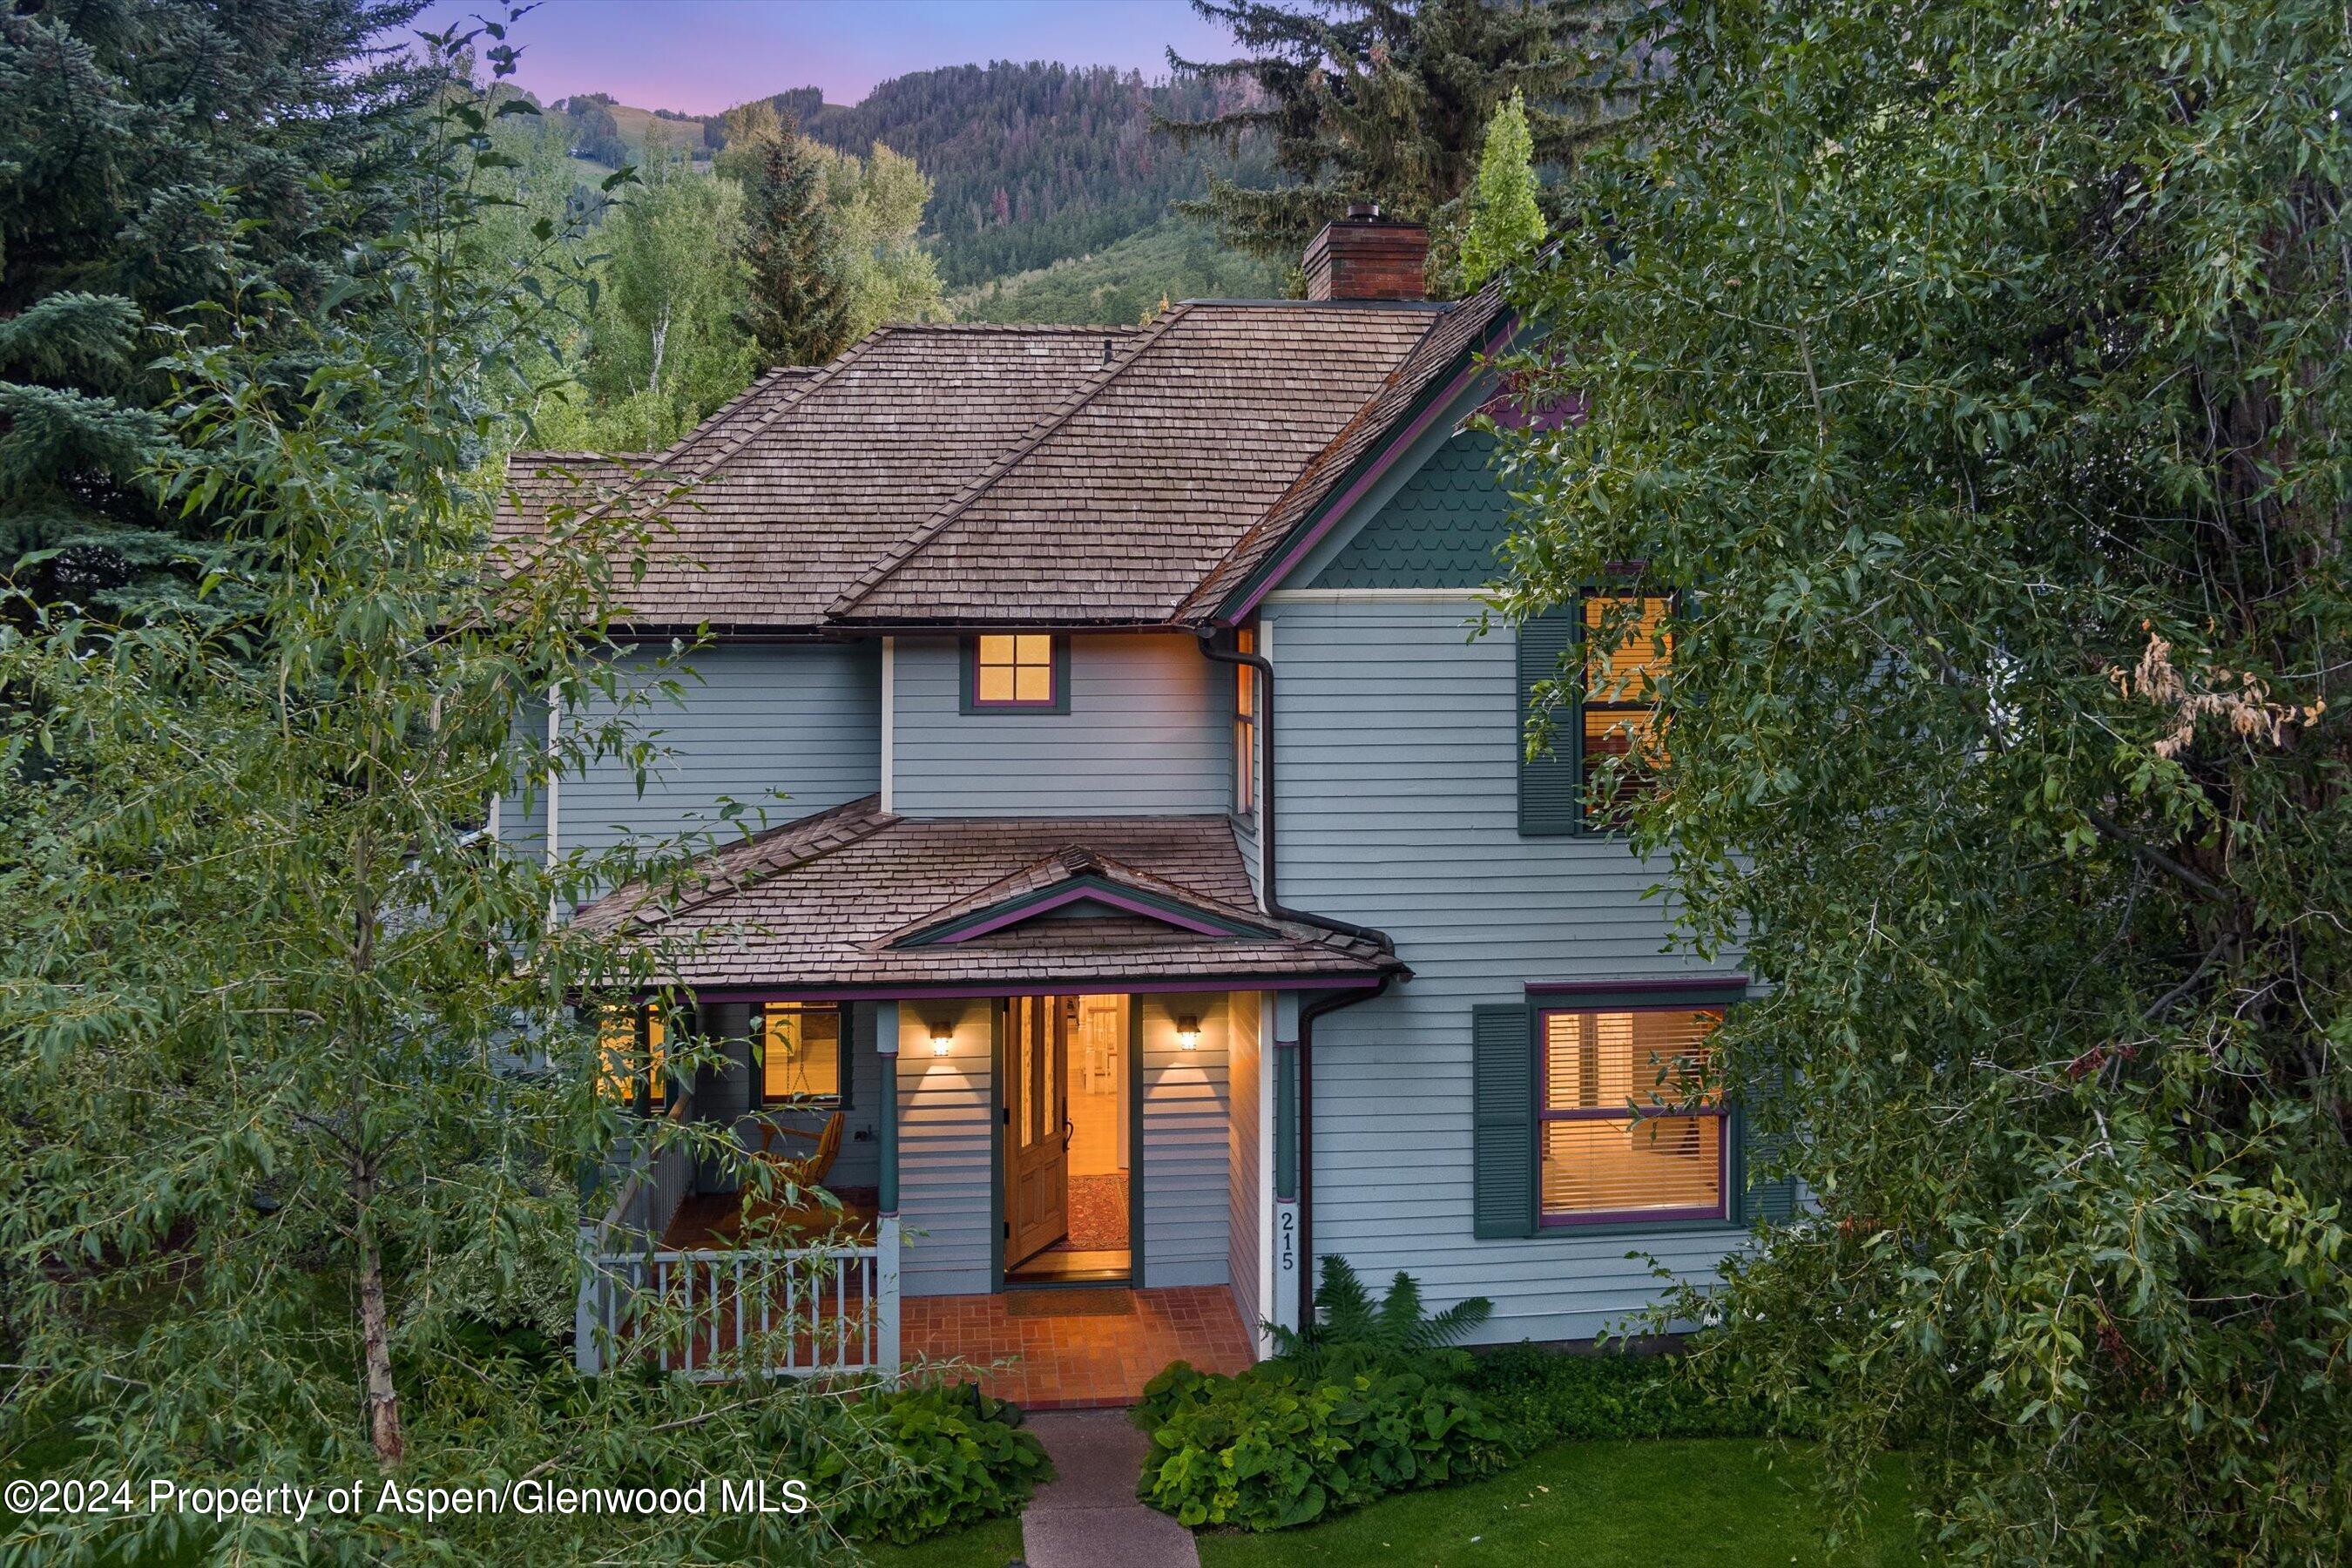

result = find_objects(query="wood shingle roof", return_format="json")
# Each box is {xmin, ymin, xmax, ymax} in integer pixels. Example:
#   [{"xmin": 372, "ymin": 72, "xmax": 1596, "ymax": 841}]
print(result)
[
  {"xmin": 571, "ymin": 797, "xmax": 1397, "ymax": 992},
  {"xmin": 494, "ymin": 292, "xmax": 1509, "ymax": 633}
]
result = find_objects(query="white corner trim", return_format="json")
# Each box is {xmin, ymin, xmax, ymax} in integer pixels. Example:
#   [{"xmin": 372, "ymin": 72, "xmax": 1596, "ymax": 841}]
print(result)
[{"xmin": 879, "ymin": 637, "xmax": 896, "ymax": 814}]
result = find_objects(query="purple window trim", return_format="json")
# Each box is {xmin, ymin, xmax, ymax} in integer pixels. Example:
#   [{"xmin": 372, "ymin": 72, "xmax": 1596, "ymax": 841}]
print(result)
[
  {"xmin": 1523, "ymin": 975, "xmax": 1747, "ymax": 997},
  {"xmin": 931, "ymin": 884, "xmax": 1247, "ymax": 943},
  {"xmin": 1536, "ymin": 1004, "xmax": 1733, "ymax": 1226},
  {"xmin": 966, "ymin": 633, "xmax": 1061, "ymax": 710}
]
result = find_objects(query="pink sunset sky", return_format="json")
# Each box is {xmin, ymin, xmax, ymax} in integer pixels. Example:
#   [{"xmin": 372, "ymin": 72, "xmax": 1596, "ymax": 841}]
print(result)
[{"xmin": 414, "ymin": 0, "xmax": 1242, "ymax": 113}]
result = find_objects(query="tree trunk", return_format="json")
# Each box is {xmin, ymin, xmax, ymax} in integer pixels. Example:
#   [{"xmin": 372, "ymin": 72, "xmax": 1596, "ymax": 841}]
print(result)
[{"xmin": 355, "ymin": 1165, "xmax": 404, "ymax": 1467}]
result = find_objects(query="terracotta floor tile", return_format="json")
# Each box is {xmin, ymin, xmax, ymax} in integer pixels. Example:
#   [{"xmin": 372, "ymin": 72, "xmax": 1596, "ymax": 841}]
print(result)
[{"xmin": 899, "ymin": 1287, "xmax": 1253, "ymax": 1409}]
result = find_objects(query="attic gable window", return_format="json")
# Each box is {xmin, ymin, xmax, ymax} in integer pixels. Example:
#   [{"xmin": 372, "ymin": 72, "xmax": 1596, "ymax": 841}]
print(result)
[{"xmin": 962, "ymin": 633, "xmax": 1070, "ymax": 714}]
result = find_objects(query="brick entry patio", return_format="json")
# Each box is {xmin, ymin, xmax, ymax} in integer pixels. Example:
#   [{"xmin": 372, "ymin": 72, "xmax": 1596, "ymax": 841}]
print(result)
[{"xmin": 902, "ymin": 1287, "xmax": 1255, "ymax": 1409}]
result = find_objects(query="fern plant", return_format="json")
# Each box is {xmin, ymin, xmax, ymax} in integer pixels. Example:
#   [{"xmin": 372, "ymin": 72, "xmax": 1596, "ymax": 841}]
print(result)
[{"xmin": 1269, "ymin": 1255, "xmax": 1494, "ymax": 1370}]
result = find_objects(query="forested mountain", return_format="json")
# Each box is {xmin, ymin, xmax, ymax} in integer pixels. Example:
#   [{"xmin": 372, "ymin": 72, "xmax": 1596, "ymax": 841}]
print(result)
[{"xmin": 784, "ymin": 63, "xmax": 1272, "ymax": 287}]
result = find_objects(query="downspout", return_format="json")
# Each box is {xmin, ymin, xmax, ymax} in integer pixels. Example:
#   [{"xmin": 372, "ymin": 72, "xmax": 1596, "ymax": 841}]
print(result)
[
  {"xmin": 1293, "ymin": 971, "xmax": 1391, "ymax": 1332},
  {"xmin": 1199, "ymin": 627, "xmax": 1401, "ymax": 1332}
]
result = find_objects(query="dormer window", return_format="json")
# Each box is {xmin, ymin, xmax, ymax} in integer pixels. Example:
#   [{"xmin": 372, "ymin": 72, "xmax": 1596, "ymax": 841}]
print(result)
[{"xmin": 962, "ymin": 633, "xmax": 1069, "ymax": 714}]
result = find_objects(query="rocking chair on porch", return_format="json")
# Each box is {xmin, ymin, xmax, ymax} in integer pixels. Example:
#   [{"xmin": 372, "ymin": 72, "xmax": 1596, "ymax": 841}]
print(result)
[{"xmin": 736, "ymin": 1112, "xmax": 846, "ymax": 1239}]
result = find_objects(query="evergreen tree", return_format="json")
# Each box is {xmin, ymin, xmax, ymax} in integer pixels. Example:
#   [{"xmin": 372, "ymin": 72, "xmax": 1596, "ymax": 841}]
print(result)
[
  {"xmin": 1159, "ymin": 0, "xmax": 1637, "ymax": 277},
  {"xmin": 1457, "ymin": 91, "xmax": 1546, "ymax": 287},
  {"xmin": 0, "ymin": 0, "xmax": 436, "ymax": 617},
  {"xmin": 740, "ymin": 130, "xmax": 855, "ymax": 366}
]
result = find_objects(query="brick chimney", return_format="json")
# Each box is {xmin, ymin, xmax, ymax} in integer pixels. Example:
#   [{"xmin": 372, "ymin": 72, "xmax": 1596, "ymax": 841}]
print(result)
[{"xmin": 1303, "ymin": 203, "xmax": 1429, "ymax": 302}]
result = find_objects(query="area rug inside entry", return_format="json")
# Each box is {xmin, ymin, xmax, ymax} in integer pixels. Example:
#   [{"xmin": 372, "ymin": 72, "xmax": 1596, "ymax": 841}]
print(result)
[{"xmin": 1064, "ymin": 1172, "xmax": 1128, "ymax": 1250}]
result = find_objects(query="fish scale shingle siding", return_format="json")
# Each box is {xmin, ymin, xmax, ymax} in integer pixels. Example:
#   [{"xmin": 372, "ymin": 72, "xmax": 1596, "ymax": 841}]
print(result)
[{"xmin": 1308, "ymin": 430, "xmax": 1515, "ymax": 589}]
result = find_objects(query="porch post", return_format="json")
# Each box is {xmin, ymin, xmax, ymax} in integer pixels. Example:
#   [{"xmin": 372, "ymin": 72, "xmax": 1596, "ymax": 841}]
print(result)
[
  {"xmin": 1269, "ymin": 991, "xmax": 1302, "ymax": 1339},
  {"xmin": 874, "ymin": 1002, "xmax": 902, "ymax": 1375}
]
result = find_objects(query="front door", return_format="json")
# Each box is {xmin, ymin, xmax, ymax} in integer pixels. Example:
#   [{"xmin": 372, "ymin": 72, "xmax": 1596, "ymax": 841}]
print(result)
[{"xmin": 1004, "ymin": 996, "xmax": 1069, "ymax": 1270}]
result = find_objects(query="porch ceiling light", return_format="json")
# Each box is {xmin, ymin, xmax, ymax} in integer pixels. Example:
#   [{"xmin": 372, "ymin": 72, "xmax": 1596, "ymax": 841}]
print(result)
[
  {"xmin": 928, "ymin": 1019, "xmax": 953, "ymax": 1055},
  {"xmin": 1176, "ymin": 1014, "xmax": 1201, "ymax": 1051}
]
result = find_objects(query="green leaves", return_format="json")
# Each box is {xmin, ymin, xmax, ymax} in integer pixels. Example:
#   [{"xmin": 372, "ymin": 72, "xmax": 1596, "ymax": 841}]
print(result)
[{"xmin": 1496, "ymin": 0, "xmax": 2352, "ymax": 1558}]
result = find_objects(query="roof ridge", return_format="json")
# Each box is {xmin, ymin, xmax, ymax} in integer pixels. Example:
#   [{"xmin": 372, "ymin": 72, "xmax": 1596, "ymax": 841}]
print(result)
[
  {"xmin": 823, "ymin": 304, "xmax": 1198, "ymax": 618},
  {"xmin": 1172, "ymin": 281, "xmax": 1511, "ymax": 621}
]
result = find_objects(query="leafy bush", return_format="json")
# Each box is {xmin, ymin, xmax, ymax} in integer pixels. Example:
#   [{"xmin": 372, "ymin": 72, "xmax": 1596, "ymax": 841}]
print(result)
[
  {"xmin": 808, "ymin": 1380, "xmax": 1051, "ymax": 1546},
  {"xmin": 1269, "ymin": 1254, "xmax": 1494, "ymax": 1369},
  {"xmin": 1460, "ymin": 1343, "xmax": 1789, "ymax": 1446},
  {"xmin": 1134, "ymin": 1352, "xmax": 1517, "ymax": 1530}
]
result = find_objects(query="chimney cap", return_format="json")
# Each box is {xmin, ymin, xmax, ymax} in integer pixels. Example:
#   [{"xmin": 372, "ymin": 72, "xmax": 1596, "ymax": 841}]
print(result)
[{"xmin": 1346, "ymin": 200, "xmax": 1382, "ymax": 220}]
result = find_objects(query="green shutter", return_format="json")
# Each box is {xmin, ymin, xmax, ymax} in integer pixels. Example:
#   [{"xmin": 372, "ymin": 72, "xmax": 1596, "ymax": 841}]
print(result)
[
  {"xmin": 1471, "ymin": 1003, "xmax": 1538, "ymax": 1238},
  {"xmin": 1517, "ymin": 608, "xmax": 1581, "ymax": 835},
  {"xmin": 1736, "ymin": 1086, "xmax": 1799, "ymax": 1224}
]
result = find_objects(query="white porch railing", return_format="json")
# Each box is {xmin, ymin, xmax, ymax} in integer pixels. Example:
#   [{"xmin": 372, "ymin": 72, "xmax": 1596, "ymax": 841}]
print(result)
[
  {"xmin": 578, "ymin": 1242, "xmax": 884, "ymax": 1380},
  {"xmin": 573, "ymin": 1084, "xmax": 898, "ymax": 1380}
]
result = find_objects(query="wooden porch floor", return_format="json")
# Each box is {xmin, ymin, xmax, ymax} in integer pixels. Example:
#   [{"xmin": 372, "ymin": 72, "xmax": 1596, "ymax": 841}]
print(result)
[{"xmin": 903, "ymin": 1287, "xmax": 1255, "ymax": 1410}]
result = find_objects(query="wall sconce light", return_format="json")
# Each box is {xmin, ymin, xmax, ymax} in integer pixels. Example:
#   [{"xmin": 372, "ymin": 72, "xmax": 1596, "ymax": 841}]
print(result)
[
  {"xmin": 1176, "ymin": 1014, "xmax": 1201, "ymax": 1051},
  {"xmin": 929, "ymin": 1019, "xmax": 953, "ymax": 1056}
]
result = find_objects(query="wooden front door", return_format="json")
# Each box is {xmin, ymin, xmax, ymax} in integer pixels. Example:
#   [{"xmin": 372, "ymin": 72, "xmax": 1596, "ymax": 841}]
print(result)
[{"xmin": 1004, "ymin": 996, "xmax": 1070, "ymax": 1270}]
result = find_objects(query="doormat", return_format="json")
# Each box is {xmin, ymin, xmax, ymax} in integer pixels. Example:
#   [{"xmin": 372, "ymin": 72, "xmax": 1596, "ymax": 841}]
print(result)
[
  {"xmin": 1065, "ymin": 1173, "xmax": 1129, "ymax": 1250},
  {"xmin": 1004, "ymin": 1289, "xmax": 1135, "ymax": 1318}
]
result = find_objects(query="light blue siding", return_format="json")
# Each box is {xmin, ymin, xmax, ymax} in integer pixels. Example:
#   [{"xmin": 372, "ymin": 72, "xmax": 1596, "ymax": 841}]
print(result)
[
  {"xmin": 559, "ymin": 643, "xmax": 880, "ymax": 855},
  {"xmin": 1267, "ymin": 595, "xmax": 1744, "ymax": 1344},
  {"xmin": 1139, "ymin": 993, "xmax": 1232, "ymax": 1288},
  {"xmin": 896, "ymin": 998, "xmax": 996, "ymax": 1295},
  {"xmin": 892, "ymin": 634, "xmax": 1233, "ymax": 818}
]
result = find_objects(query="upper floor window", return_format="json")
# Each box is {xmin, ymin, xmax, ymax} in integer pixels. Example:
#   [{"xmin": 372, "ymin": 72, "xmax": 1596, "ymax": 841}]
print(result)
[
  {"xmin": 1579, "ymin": 594, "xmax": 1671, "ymax": 828},
  {"xmin": 962, "ymin": 633, "xmax": 1070, "ymax": 714},
  {"xmin": 1233, "ymin": 626, "xmax": 1258, "ymax": 816},
  {"xmin": 756, "ymin": 1002, "xmax": 845, "ymax": 1106},
  {"xmin": 1538, "ymin": 1005, "xmax": 1726, "ymax": 1224}
]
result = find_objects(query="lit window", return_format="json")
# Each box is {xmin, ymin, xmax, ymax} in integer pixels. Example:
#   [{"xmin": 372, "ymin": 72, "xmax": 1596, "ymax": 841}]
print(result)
[
  {"xmin": 1582, "ymin": 596, "xmax": 1671, "ymax": 826},
  {"xmin": 1233, "ymin": 626, "xmax": 1257, "ymax": 816},
  {"xmin": 970, "ymin": 633, "xmax": 1061, "ymax": 709},
  {"xmin": 757, "ymin": 1003, "xmax": 843, "ymax": 1105},
  {"xmin": 1538, "ymin": 1007, "xmax": 1726, "ymax": 1223},
  {"xmin": 598, "ymin": 1004, "xmax": 668, "ymax": 1111}
]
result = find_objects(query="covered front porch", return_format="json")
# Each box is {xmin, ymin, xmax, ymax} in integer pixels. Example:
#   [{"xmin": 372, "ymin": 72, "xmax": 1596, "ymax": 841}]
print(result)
[{"xmin": 571, "ymin": 799, "xmax": 1401, "ymax": 1399}]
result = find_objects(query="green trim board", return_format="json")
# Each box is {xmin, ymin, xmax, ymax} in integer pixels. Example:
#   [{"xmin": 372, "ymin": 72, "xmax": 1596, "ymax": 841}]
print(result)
[{"xmin": 1127, "ymin": 995, "xmax": 1146, "ymax": 1289}]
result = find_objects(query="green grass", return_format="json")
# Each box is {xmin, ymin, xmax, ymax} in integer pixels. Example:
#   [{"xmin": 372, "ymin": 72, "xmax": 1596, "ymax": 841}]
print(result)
[
  {"xmin": 1193, "ymin": 1439, "xmax": 1921, "ymax": 1568},
  {"xmin": 860, "ymin": 1514, "xmax": 1023, "ymax": 1568}
]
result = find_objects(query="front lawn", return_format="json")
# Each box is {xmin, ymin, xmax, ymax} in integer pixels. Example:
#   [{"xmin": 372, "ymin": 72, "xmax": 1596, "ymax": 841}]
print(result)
[{"xmin": 1193, "ymin": 1438, "xmax": 1920, "ymax": 1568}]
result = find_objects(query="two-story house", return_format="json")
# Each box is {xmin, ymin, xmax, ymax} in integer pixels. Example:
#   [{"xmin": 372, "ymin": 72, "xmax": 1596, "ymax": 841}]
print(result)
[{"xmin": 498, "ymin": 210, "xmax": 1786, "ymax": 1389}]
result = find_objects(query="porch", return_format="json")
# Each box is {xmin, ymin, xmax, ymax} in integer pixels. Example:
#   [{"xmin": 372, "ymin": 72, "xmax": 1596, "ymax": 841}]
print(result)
[{"xmin": 571, "ymin": 802, "xmax": 1402, "ymax": 1398}]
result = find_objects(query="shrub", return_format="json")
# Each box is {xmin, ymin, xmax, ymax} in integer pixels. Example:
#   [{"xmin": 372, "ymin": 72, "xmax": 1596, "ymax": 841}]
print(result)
[
  {"xmin": 1133, "ymin": 1351, "xmax": 1519, "ymax": 1531},
  {"xmin": 808, "ymin": 1380, "xmax": 1052, "ymax": 1546},
  {"xmin": 1460, "ymin": 1342, "xmax": 1790, "ymax": 1445},
  {"xmin": 1270, "ymin": 1254, "xmax": 1494, "ymax": 1369}
]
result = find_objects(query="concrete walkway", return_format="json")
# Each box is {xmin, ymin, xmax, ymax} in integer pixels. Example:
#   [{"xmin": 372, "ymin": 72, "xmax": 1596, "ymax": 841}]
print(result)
[{"xmin": 1020, "ymin": 1409, "xmax": 1198, "ymax": 1568}]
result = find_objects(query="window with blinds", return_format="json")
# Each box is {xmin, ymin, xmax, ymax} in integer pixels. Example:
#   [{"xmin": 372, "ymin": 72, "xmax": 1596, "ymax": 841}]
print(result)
[
  {"xmin": 1538, "ymin": 1006, "xmax": 1726, "ymax": 1222},
  {"xmin": 1580, "ymin": 595, "xmax": 1672, "ymax": 828}
]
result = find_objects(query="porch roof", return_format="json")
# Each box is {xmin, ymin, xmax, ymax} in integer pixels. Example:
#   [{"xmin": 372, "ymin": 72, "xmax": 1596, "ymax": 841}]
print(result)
[{"xmin": 571, "ymin": 796, "xmax": 1397, "ymax": 993}]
